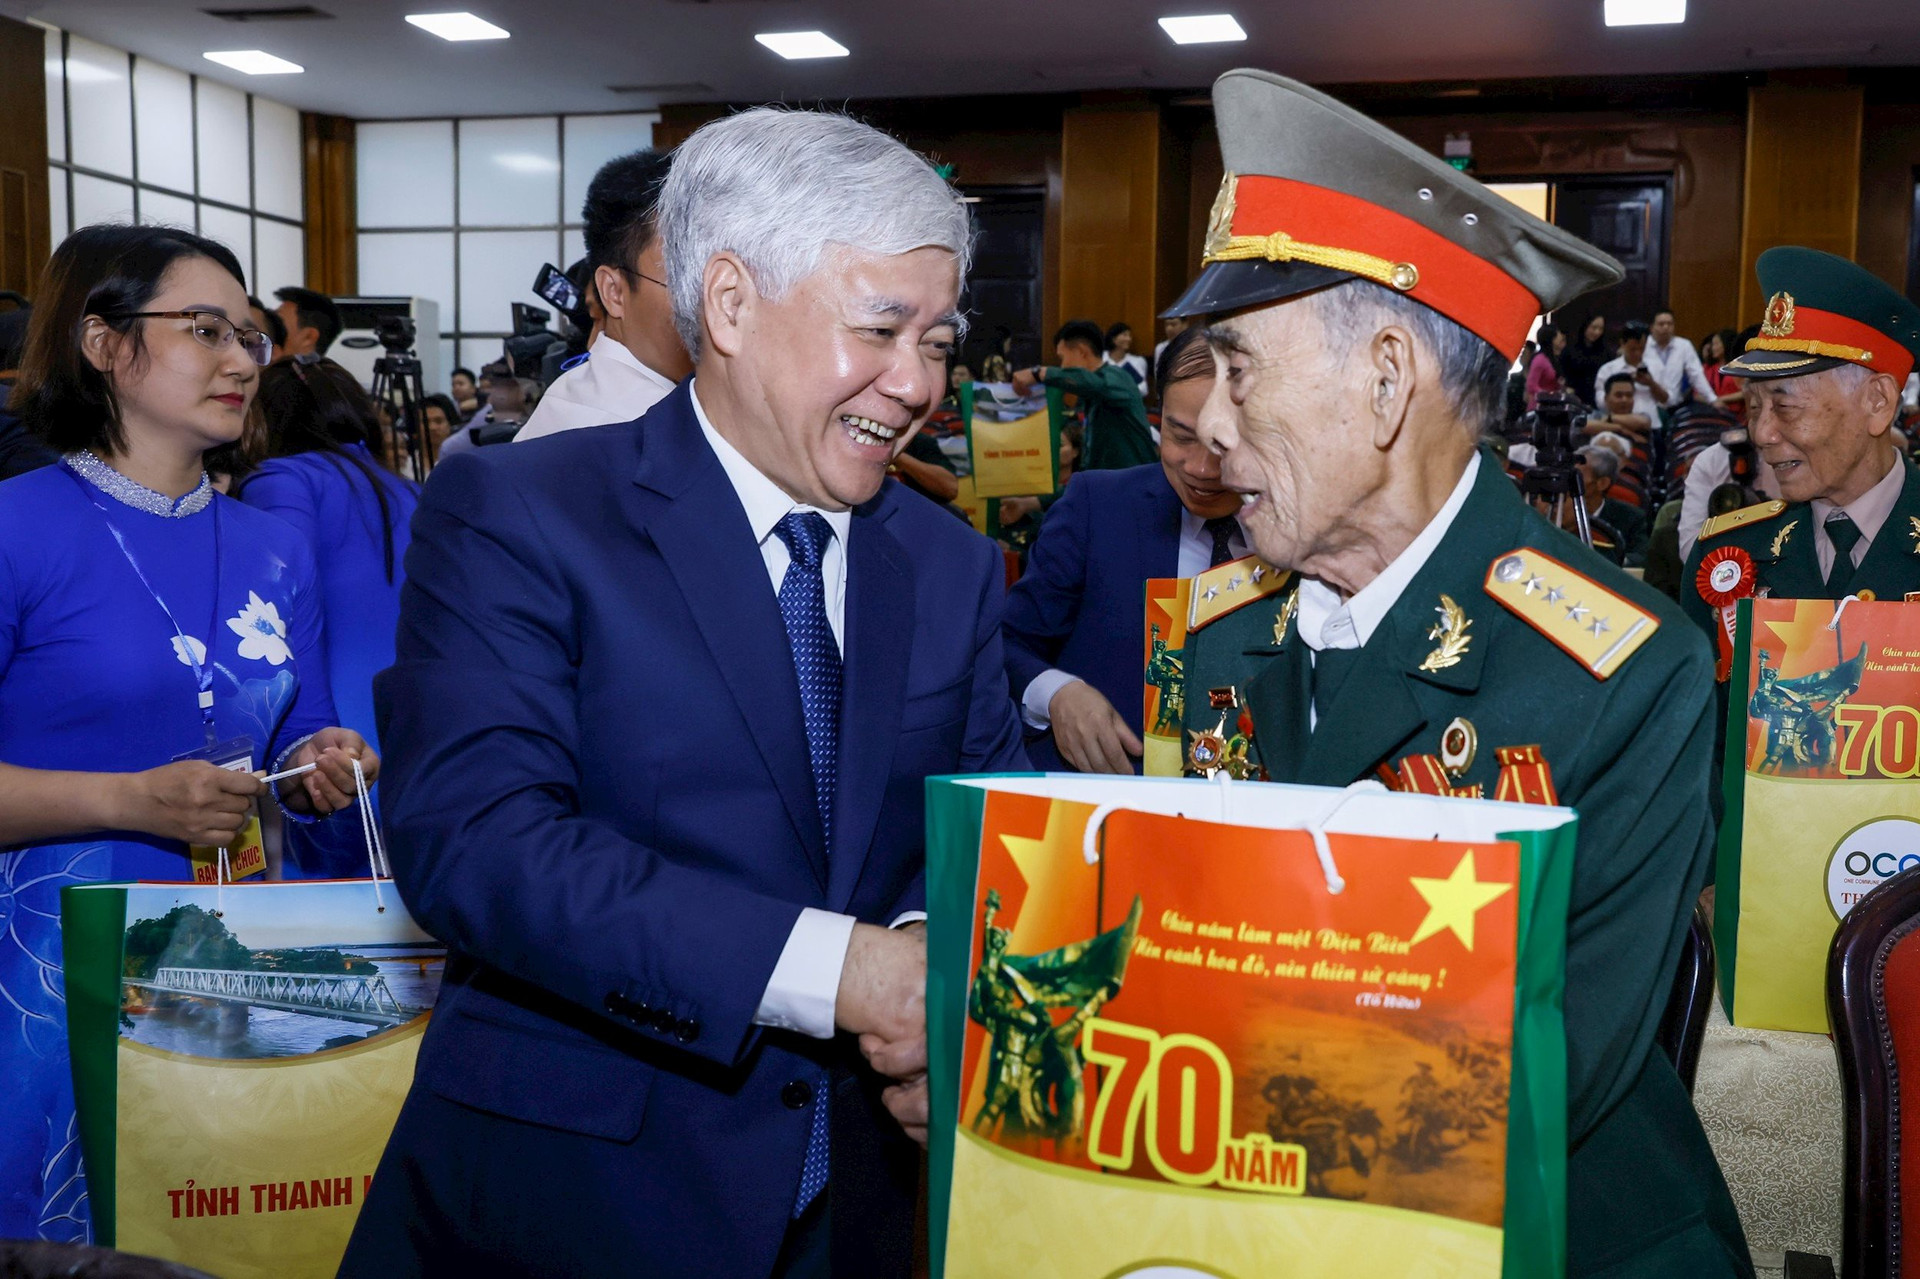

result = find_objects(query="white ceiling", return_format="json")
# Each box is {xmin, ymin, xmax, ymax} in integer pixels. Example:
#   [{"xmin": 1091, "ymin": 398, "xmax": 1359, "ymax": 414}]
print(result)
[{"xmin": 7, "ymin": 0, "xmax": 1920, "ymax": 120}]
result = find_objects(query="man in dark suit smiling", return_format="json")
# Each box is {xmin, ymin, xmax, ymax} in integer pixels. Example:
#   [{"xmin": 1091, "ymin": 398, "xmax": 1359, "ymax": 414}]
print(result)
[{"xmin": 343, "ymin": 108, "xmax": 1025, "ymax": 1279}]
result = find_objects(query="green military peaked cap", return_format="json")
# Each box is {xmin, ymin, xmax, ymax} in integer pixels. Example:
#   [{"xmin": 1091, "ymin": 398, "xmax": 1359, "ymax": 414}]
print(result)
[
  {"xmin": 1164, "ymin": 69, "xmax": 1623, "ymax": 358},
  {"xmin": 1722, "ymin": 245, "xmax": 1920, "ymax": 383}
]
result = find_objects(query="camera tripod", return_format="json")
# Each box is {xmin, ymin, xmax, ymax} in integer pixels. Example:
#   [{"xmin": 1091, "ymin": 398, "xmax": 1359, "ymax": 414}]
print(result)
[
  {"xmin": 1519, "ymin": 392, "xmax": 1593, "ymax": 549},
  {"xmin": 370, "ymin": 349, "xmax": 432, "ymax": 482}
]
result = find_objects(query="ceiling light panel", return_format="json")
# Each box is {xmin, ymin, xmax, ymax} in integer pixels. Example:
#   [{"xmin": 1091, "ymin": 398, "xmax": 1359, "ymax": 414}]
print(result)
[
  {"xmin": 754, "ymin": 31, "xmax": 850, "ymax": 60},
  {"xmin": 1158, "ymin": 14, "xmax": 1247, "ymax": 44},
  {"xmin": 202, "ymin": 49, "xmax": 304, "ymax": 73},
  {"xmin": 405, "ymin": 12, "xmax": 511, "ymax": 41},
  {"xmin": 1603, "ymin": 0, "xmax": 1685, "ymax": 26}
]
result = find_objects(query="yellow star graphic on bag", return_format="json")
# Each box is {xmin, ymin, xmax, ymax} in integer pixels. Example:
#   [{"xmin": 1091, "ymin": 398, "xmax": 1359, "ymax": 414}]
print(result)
[
  {"xmin": 998, "ymin": 798, "xmax": 1098, "ymax": 953},
  {"xmin": 1408, "ymin": 850, "xmax": 1513, "ymax": 951}
]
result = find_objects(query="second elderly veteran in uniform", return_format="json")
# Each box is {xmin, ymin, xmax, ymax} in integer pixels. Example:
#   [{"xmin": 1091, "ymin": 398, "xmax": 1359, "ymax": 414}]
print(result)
[
  {"xmin": 1682, "ymin": 248, "xmax": 1920, "ymax": 659},
  {"xmin": 1173, "ymin": 71, "xmax": 1751, "ymax": 1276}
]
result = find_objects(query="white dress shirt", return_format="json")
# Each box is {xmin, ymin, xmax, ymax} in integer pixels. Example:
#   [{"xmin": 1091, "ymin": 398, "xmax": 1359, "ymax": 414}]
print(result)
[
  {"xmin": 1678, "ymin": 442, "xmax": 1783, "ymax": 560},
  {"xmin": 1021, "ymin": 507, "xmax": 1248, "ymax": 729},
  {"xmin": 689, "ymin": 384, "xmax": 912, "ymax": 1040},
  {"xmin": 1593, "ymin": 357, "xmax": 1662, "ymax": 421},
  {"xmin": 1644, "ymin": 335, "xmax": 1715, "ymax": 407},
  {"xmin": 1811, "ymin": 452, "xmax": 1906, "ymax": 579},
  {"xmin": 515, "ymin": 333, "xmax": 677, "ymax": 442},
  {"xmin": 1295, "ymin": 454, "xmax": 1481, "ymax": 728}
]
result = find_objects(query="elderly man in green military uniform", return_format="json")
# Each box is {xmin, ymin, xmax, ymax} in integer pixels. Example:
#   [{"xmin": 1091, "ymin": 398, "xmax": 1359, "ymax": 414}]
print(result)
[
  {"xmin": 1170, "ymin": 70, "xmax": 1751, "ymax": 1276},
  {"xmin": 1681, "ymin": 248, "xmax": 1920, "ymax": 650}
]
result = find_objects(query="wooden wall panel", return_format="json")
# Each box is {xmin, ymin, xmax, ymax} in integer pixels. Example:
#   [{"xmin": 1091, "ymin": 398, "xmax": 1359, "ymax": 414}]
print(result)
[
  {"xmin": 654, "ymin": 100, "xmax": 1066, "ymax": 339},
  {"xmin": 301, "ymin": 113, "xmax": 357, "ymax": 296},
  {"xmin": 1857, "ymin": 103, "xmax": 1920, "ymax": 300},
  {"xmin": 0, "ymin": 14, "xmax": 51, "ymax": 299},
  {"xmin": 1059, "ymin": 106, "xmax": 1162, "ymax": 353},
  {"xmin": 1738, "ymin": 85, "xmax": 1863, "ymax": 325}
]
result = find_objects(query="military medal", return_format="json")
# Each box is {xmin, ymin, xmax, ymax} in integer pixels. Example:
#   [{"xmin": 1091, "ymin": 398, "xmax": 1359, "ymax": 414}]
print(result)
[
  {"xmin": 1439, "ymin": 717, "xmax": 1477, "ymax": 777},
  {"xmin": 1696, "ymin": 545, "xmax": 1757, "ymax": 682}
]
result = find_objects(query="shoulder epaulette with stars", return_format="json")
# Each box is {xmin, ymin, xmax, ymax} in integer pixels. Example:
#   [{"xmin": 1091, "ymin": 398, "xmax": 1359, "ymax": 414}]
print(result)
[
  {"xmin": 1187, "ymin": 554, "xmax": 1291, "ymax": 631},
  {"xmin": 1483, "ymin": 547, "xmax": 1659, "ymax": 680},
  {"xmin": 1699, "ymin": 500, "xmax": 1789, "ymax": 543}
]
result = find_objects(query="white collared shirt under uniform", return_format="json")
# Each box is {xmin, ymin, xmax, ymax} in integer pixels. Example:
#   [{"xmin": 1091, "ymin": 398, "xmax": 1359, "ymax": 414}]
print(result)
[
  {"xmin": 1294, "ymin": 453, "xmax": 1481, "ymax": 729},
  {"xmin": 1810, "ymin": 452, "xmax": 1905, "ymax": 579}
]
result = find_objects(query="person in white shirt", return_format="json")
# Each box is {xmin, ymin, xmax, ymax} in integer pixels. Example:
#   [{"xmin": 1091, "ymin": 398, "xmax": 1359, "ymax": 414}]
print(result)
[
  {"xmin": 1644, "ymin": 309, "xmax": 1716, "ymax": 409},
  {"xmin": 517, "ymin": 149, "xmax": 692, "ymax": 443},
  {"xmin": 1102, "ymin": 321, "xmax": 1150, "ymax": 391},
  {"xmin": 1592, "ymin": 320, "xmax": 1664, "ymax": 420}
]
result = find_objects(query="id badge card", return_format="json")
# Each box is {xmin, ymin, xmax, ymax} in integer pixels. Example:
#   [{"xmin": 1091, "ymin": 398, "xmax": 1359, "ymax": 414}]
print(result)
[{"xmin": 173, "ymin": 735, "xmax": 267, "ymax": 884}]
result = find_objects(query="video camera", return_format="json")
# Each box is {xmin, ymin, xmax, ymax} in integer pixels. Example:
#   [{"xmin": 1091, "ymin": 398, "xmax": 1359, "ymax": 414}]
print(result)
[
  {"xmin": 1517, "ymin": 392, "xmax": 1593, "ymax": 546},
  {"xmin": 501, "ymin": 302, "xmax": 567, "ymax": 382}
]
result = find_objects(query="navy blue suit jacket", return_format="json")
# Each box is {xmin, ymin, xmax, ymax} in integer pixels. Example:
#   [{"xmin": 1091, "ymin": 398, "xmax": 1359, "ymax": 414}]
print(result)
[
  {"xmin": 342, "ymin": 383, "xmax": 1026, "ymax": 1278},
  {"xmin": 1002, "ymin": 463, "xmax": 1182, "ymax": 771}
]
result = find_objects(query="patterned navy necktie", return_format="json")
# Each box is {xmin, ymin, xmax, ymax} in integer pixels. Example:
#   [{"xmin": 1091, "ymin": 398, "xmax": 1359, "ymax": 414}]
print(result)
[
  {"xmin": 772, "ymin": 510, "xmax": 840, "ymax": 1216},
  {"xmin": 773, "ymin": 511, "xmax": 842, "ymax": 848}
]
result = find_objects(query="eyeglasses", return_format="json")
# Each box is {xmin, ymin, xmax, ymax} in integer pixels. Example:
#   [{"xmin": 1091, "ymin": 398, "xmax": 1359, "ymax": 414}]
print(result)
[
  {"xmin": 123, "ymin": 311, "xmax": 274, "ymax": 367},
  {"xmin": 620, "ymin": 266, "xmax": 668, "ymax": 290}
]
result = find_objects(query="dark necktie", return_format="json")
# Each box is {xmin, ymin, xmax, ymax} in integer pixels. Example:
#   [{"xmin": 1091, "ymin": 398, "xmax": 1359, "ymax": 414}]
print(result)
[
  {"xmin": 772, "ymin": 511, "xmax": 839, "ymax": 1216},
  {"xmin": 1203, "ymin": 515, "xmax": 1239, "ymax": 568},
  {"xmin": 1824, "ymin": 512, "xmax": 1863, "ymax": 596},
  {"xmin": 1311, "ymin": 644, "xmax": 1364, "ymax": 725}
]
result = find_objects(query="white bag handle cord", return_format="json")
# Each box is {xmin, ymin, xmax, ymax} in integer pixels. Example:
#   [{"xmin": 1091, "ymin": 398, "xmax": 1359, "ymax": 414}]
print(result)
[{"xmin": 353, "ymin": 757, "xmax": 389, "ymax": 912}]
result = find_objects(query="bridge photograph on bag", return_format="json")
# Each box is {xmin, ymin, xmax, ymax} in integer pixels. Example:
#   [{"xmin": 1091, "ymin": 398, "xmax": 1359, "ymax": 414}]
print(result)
[{"xmin": 115, "ymin": 885, "xmax": 438, "ymax": 1059}]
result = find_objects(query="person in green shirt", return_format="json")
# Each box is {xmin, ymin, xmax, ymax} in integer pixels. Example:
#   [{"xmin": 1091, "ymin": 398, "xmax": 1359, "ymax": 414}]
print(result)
[{"xmin": 1012, "ymin": 319, "xmax": 1157, "ymax": 472}]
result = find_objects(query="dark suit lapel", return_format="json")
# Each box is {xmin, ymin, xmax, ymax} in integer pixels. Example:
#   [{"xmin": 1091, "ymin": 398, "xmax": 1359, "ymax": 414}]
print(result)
[
  {"xmin": 829, "ymin": 504, "xmax": 914, "ymax": 909},
  {"xmin": 633, "ymin": 387, "xmax": 828, "ymax": 889},
  {"xmin": 1142, "ymin": 473, "xmax": 1185, "ymax": 579}
]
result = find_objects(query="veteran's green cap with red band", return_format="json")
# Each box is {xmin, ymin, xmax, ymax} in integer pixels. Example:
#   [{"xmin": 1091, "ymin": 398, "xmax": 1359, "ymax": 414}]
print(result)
[
  {"xmin": 1722, "ymin": 246, "xmax": 1920, "ymax": 383},
  {"xmin": 1163, "ymin": 69, "xmax": 1624, "ymax": 358}
]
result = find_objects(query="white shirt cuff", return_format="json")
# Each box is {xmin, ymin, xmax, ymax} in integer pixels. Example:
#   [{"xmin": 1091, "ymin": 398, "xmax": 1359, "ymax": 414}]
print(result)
[
  {"xmin": 754, "ymin": 907, "xmax": 857, "ymax": 1040},
  {"xmin": 1022, "ymin": 670, "xmax": 1082, "ymax": 730},
  {"xmin": 890, "ymin": 911, "xmax": 927, "ymax": 928}
]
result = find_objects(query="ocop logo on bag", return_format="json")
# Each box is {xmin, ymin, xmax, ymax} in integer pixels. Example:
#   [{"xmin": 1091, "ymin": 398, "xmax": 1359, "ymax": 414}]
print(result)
[{"xmin": 1827, "ymin": 817, "xmax": 1920, "ymax": 918}]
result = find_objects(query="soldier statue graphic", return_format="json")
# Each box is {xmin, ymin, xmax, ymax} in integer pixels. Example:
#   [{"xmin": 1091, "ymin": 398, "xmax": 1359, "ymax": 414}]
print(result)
[
  {"xmin": 1145, "ymin": 624, "xmax": 1186, "ymax": 734},
  {"xmin": 1748, "ymin": 643, "xmax": 1866, "ymax": 774},
  {"xmin": 968, "ymin": 889, "xmax": 1143, "ymax": 1146}
]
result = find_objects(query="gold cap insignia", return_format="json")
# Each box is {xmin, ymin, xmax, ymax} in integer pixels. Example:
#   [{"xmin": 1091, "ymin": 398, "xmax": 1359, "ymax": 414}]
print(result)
[
  {"xmin": 1484, "ymin": 548, "xmax": 1659, "ymax": 680},
  {"xmin": 1761, "ymin": 291, "xmax": 1797, "ymax": 339},
  {"xmin": 1203, "ymin": 172, "xmax": 1239, "ymax": 263}
]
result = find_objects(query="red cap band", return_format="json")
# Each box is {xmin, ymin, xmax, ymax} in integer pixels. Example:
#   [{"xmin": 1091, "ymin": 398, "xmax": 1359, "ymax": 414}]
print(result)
[
  {"xmin": 1228, "ymin": 175, "xmax": 1542, "ymax": 357},
  {"xmin": 1748, "ymin": 304, "xmax": 1916, "ymax": 383}
]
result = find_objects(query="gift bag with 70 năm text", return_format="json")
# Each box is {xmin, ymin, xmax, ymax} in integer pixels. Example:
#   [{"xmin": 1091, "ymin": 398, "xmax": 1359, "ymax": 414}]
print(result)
[
  {"xmin": 1713, "ymin": 594, "xmax": 1920, "ymax": 1031},
  {"xmin": 926, "ymin": 772, "xmax": 1577, "ymax": 1279}
]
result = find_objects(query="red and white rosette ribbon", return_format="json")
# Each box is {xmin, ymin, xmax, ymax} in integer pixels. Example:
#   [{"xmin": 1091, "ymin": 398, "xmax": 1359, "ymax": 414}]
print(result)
[{"xmin": 1696, "ymin": 546, "xmax": 1756, "ymax": 682}]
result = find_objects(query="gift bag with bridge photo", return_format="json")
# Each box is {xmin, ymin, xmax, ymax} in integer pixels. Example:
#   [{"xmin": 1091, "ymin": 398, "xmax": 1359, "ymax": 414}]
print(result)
[
  {"xmin": 926, "ymin": 773, "xmax": 1577, "ymax": 1279},
  {"xmin": 61, "ymin": 798, "xmax": 440, "ymax": 1279}
]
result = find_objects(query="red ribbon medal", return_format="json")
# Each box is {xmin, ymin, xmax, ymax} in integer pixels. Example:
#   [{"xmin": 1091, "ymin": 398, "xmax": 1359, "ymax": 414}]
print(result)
[{"xmin": 1695, "ymin": 546, "xmax": 1756, "ymax": 681}]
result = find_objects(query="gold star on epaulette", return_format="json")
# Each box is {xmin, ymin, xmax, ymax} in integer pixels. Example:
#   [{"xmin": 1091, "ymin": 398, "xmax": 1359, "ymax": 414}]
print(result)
[
  {"xmin": 1485, "ymin": 549, "xmax": 1659, "ymax": 679},
  {"xmin": 1188, "ymin": 554, "xmax": 1290, "ymax": 632}
]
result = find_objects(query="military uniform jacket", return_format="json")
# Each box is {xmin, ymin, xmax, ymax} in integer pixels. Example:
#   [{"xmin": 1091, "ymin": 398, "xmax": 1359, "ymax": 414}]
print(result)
[
  {"xmin": 1233, "ymin": 458, "xmax": 1750, "ymax": 1276},
  {"xmin": 1679, "ymin": 456, "xmax": 1920, "ymax": 636}
]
